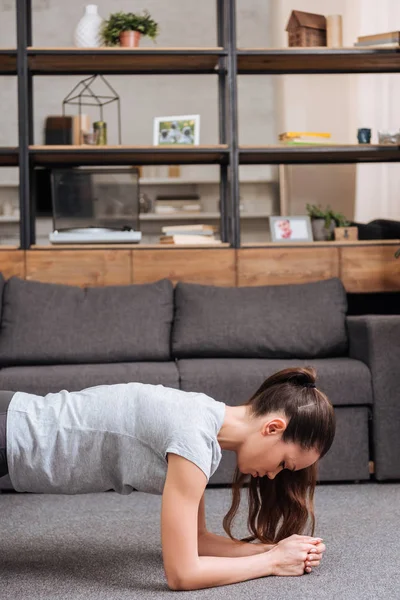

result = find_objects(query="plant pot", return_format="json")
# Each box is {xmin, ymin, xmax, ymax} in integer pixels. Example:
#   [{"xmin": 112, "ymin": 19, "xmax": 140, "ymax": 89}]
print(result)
[
  {"xmin": 311, "ymin": 218, "xmax": 336, "ymax": 241},
  {"xmin": 119, "ymin": 30, "xmax": 141, "ymax": 48}
]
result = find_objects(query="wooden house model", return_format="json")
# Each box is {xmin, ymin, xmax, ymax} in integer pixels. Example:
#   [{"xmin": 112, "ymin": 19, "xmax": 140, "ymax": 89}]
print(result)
[{"xmin": 286, "ymin": 10, "xmax": 327, "ymax": 47}]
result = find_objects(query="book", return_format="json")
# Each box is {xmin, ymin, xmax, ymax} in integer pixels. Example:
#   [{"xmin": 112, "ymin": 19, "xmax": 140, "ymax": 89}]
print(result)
[
  {"xmin": 154, "ymin": 204, "xmax": 202, "ymax": 214},
  {"xmin": 354, "ymin": 41, "xmax": 400, "ymax": 48},
  {"xmin": 160, "ymin": 234, "xmax": 221, "ymax": 245},
  {"xmin": 279, "ymin": 131, "xmax": 331, "ymax": 140},
  {"xmin": 160, "ymin": 229, "xmax": 215, "ymax": 236},
  {"xmin": 281, "ymin": 140, "xmax": 334, "ymax": 146},
  {"xmin": 161, "ymin": 224, "xmax": 215, "ymax": 233},
  {"xmin": 357, "ymin": 31, "xmax": 400, "ymax": 44}
]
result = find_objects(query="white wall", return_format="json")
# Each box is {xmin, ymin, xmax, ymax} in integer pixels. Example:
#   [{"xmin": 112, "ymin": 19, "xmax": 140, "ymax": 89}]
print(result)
[{"xmin": 271, "ymin": 0, "xmax": 357, "ymax": 221}]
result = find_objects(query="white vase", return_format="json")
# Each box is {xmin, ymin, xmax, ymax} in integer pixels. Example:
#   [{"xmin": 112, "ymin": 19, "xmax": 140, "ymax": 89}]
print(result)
[{"xmin": 74, "ymin": 5, "xmax": 104, "ymax": 48}]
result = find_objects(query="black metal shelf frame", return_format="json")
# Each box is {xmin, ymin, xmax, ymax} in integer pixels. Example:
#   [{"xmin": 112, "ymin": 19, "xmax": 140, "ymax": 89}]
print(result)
[
  {"xmin": 13, "ymin": 1, "xmax": 400, "ymax": 249},
  {"xmin": 15, "ymin": 0, "xmax": 237, "ymax": 248}
]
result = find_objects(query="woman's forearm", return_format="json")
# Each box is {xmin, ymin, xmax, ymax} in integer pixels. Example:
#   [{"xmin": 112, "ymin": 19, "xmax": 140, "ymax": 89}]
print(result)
[
  {"xmin": 173, "ymin": 551, "xmax": 276, "ymax": 591},
  {"xmin": 198, "ymin": 531, "xmax": 275, "ymax": 558}
]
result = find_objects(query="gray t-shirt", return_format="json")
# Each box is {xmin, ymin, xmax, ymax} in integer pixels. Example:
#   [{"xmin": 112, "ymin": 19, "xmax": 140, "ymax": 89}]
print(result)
[{"xmin": 6, "ymin": 383, "xmax": 226, "ymax": 495}]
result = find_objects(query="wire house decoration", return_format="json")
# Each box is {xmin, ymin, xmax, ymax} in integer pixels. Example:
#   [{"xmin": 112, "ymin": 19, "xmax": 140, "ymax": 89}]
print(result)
[{"xmin": 62, "ymin": 74, "xmax": 122, "ymax": 145}]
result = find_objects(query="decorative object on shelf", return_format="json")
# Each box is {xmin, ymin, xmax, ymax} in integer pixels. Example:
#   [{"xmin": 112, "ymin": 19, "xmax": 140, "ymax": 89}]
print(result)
[
  {"xmin": 378, "ymin": 130, "xmax": 400, "ymax": 144},
  {"xmin": 334, "ymin": 226, "xmax": 358, "ymax": 241},
  {"xmin": 286, "ymin": 11, "xmax": 327, "ymax": 47},
  {"xmin": 306, "ymin": 204, "xmax": 351, "ymax": 241},
  {"xmin": 326, "ymin": 15, "xmax": 343, "ymax": 48},
  {"xmin": 93, "ymin": 121, "xmax": 107, "ymax": 145},
  {"xmin": 139, "ymin": 192, "xmax": 153, "ymax": 214},
  {"xmin": 153, "ymin": 115, "xmax": 200, "ymax": 146},
  {"xmin": 44, "ymin": 115, "xmax": 91, "ymax": 145},
  {"xmin": 354, "ymin": 31, "xmax": 400, "ymax": 48},
  {"xmin": 279, "ymin": 131, "xmax": 332, "ymax": 145},
  {"xmin": 74, "ymin": 4, "xmax": 104, "ymax": 48},
  {"xmin": 269, "ymin": 216, "xmax": 313, "ymax": 243},
  {"xmin": 62, "ymin": 75, "xmax": 121, "ymax": 145},
  {"xmin": 82, "ymin": 130, "xmax": 98, "ymax": 145},
  {"xmin": 357, "ymin": 128, "xmax": 372, "ymax": 144},
  {"xmin": 101, "ymin": 10, "xmax": 159, "ymax": 47}
]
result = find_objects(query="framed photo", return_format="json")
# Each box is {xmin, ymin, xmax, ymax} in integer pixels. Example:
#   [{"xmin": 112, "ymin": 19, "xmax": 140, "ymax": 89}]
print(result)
[
  {"xmin": 153, "ymin": 114, "xmax": 200, "ymax": 146},
  {"xmin": 269, "ymin": 216, "xmax": 313, "ymax": 242}
]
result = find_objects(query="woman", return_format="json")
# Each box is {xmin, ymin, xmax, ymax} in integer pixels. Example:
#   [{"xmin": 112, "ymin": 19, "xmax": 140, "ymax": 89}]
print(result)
[{"xmin": 0, "ymin": 366, "xmax": 334, "ymax": 591}]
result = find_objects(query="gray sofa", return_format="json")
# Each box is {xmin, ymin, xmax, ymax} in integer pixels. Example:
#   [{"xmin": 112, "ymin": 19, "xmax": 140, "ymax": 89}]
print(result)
[{"xmin": 0, "ymin": 274, "xmax": 398, "ymax": 492}]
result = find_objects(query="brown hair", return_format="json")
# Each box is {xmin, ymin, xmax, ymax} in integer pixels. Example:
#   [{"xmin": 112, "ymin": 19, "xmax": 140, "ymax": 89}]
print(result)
[{"xmin": 222, "ymin": 366, "xmax": 335, "ymax": 544}]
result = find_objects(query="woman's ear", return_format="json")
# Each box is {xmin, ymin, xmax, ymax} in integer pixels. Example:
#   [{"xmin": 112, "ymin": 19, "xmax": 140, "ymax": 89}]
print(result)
[{"xmin": 262, "ymin": 418, "xmax": 287, "ymax": 436}]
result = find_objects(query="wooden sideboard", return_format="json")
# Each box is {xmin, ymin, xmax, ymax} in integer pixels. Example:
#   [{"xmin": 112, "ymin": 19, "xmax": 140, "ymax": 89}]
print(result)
[{"xmin": 0, "ymin": 241, "xmax": 399, "ymax": 292}]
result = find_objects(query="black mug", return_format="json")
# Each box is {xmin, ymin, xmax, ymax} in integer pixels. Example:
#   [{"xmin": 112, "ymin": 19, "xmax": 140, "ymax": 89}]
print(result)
[{"xmin": 357, "ymin": 128, "xmax": 372, "ymax": 144}]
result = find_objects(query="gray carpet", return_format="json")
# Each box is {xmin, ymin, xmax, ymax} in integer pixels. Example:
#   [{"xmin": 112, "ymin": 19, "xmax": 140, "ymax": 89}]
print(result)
[{"xmin": 1, "ymin": 483, "xmax": 399, "ymax": 599}]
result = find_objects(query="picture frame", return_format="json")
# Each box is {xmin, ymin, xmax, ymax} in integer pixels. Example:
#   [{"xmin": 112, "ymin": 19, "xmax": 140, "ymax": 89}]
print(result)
[
  {"xmin": 153, "ymin": 114, "xmax": 200, "ymax": 146},
  {"xmin": 269, "ymin": 216, "xmax": 313, "ymax": 243}
]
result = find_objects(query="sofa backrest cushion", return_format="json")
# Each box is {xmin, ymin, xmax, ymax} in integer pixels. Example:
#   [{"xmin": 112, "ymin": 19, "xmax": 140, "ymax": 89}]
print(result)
[
  {"xmin": 0, "ymin": 277, "xmax": 174, "ymax": 365},
  {"xmin": 172, "ymin": 278, "xmax": 348, "ymax": 359}
]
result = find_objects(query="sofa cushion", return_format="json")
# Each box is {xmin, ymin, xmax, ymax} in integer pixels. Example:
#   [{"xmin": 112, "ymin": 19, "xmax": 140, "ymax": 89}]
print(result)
[
  {"xmin": 177, "ymin": 357, "xmax": 373, "ymax": 407},
  {"xmin": 0, "ymin": 361, "xmax": 179, "ymax": 396},
  {"xmin": 172, "ymin": 278, "xmax": 348, "ymax": 359},
  {"xmin": 0, "ymin": 277, "xmax": 174, "ymax": 365}
]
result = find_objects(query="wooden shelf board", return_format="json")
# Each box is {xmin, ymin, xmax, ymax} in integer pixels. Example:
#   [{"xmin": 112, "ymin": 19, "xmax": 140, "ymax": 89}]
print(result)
[
  {"xmin": 0, "ymin": 49, "xmax": 17, "ymax": 74},
  {"xmin": 30, "ymin": 243, "xmax": 230, "ymax": 250},
  {"xmin": 28, "ymin": 47, "xmax": 225, "ymax": 74},
  {"xmin": 239, "ymin": 144, "xmax": 400, "ymax": 164},
  {"xmin": 139, "ymin": 177, "xmax": 274, "ymax": 185},
  {"xmin": 0, "ymin": 147, "xmax": 19, "ymax": 166},
  {"xmin": 241, "ymin": 240, "xmax": 400, "ymax": 248},
  {"xmin": 139, "ymin": 212, "xmax": 270, "ymax": 220},
  {"xmin": 237, "ymin": 47, "xmax": 400, "ymax": 74},
  {"xmin": 30, "ymin": 145, "xmax": 229, "ymax": 166}
]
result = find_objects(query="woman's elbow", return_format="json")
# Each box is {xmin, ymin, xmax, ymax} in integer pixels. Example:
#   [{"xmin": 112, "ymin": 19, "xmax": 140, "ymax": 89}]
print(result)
[
  {"xmin": 167, "ymin": 576, "xmax": 190, "ymax": 592},
  {"xmin": 166, "ymin": 572, "xmax": 197, "ymax": 591}
]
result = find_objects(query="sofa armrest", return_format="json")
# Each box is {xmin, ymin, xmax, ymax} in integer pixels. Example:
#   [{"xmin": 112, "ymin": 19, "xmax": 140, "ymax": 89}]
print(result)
[{"xmin": 347, "ymin": 315, "xmax": 400, "ymax": 480}]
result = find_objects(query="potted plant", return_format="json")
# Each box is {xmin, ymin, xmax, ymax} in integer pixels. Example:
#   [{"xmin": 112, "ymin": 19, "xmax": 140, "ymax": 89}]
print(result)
[
  {"xmin": 101, "ymin": 10, "xmax": 159, "ymax": 48},
  {"xmin": 306, "ymin": 204, "xmax": 351, "ymax": 241}
]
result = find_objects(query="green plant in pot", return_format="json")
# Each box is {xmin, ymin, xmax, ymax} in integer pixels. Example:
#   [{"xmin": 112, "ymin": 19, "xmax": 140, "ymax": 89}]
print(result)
[
  {"xmin": 306, "ymin": 204, "xmax": 351, "ymax": 241},
  {"xmin": 101, "ymin": 11, "xmax": 159, "ymax": 48}
]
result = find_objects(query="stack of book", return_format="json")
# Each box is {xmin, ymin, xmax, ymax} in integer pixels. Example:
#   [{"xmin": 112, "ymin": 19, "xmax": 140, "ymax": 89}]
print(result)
[
  {"xmin": 279, "ymin": 132, "xmax": 332, "ymax": 145},
  {"xmin": 354, "ymin": 32, "xmax": 400, "ymax": 48},
  {"xmin": 154, "ymin": 195, "xmax": 202, "ymax": 215},
  {"xmin": 159, "ymin": 224, "xmax": 221, "ymax": 245}
]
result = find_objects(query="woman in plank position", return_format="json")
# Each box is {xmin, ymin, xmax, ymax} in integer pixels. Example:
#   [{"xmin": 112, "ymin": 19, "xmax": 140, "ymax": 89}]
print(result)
[{"xmin": 0, "ymin": 366, "xmax": 334, "ymax": 591}]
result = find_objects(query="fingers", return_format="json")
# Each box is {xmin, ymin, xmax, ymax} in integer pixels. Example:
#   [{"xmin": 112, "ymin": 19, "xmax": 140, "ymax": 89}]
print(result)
[
  {"xmin": 304, "ymin": 542, "xmax": 325, "ymax": 573},
  {"xmin": 307, "ymin": 559, "xmax": 321, "ymax": 567},
  {"xmin": 294, "ymin": 534, "xmax": 323, "ymax": 543}
]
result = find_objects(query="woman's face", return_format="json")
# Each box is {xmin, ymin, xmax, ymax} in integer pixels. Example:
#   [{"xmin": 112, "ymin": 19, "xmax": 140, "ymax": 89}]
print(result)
[{"xmin": 237, "ymin": 415, "xmax": 320, "ymax": 479}]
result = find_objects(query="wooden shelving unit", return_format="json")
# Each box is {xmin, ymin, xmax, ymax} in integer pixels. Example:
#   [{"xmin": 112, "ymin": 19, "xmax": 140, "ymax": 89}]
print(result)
[
  {"xmin": 0, "ymin": 147, "xmax": 19, "ymax": 166},
  {"xmin": 0, "ymin": 49, "xmax": 17, "ymax": 74},
  {"xmin": 30, "ymin": 145, "xmax": 229, "ymax": 166},
  {"xmin": 239, "ymin": 144, "xmax": 400, "ymax": 165},
  {"xmin": 28, "ymin": 47, "xmax": 225, "ymax": 75},
  {"xmin": 139, "ymin": 212, "xmax": 269, "ymax": 221},
  {"xmin": 9, "ymin": 2, "xmax": 400, "ymax": 251},
  {"xmin": 237, "ymin": 47, "xmax": 400, "ymax": 74}
]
